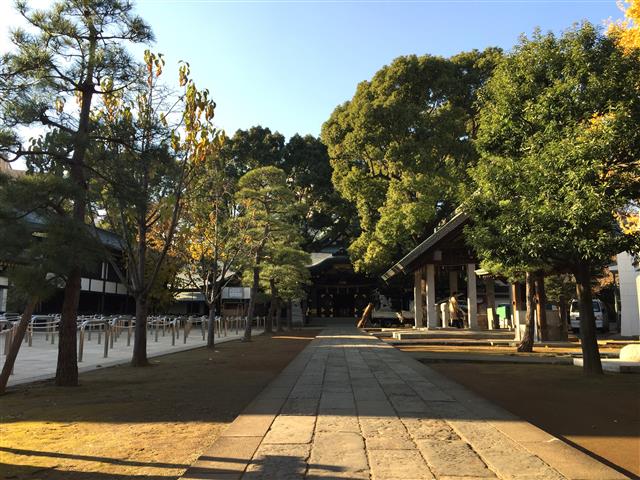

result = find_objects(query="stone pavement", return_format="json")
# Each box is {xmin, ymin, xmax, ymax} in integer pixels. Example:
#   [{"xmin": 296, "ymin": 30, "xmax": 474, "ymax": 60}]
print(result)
[{"xmin": 180, "ymin": 328, "xmax": 629, "ymax": 480}]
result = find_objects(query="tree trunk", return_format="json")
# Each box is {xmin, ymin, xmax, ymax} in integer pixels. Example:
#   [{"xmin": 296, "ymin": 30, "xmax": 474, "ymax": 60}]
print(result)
[
  {"xmin": 131, "ymin": 295, "xmax": 149, "ymax": 366},
  {"xmin": 559, "ymin": 294, "xmax": 569, "ymax": 336},
  {"xmin": 574, "ymin": 263, "xmax": 603, "ymax": 375},
  {"xmin": 207, "ymin": 302, "xmax": 216, "ymax": 349},
  {"xmin": 55, "ymin": 31, "xmax": 97, "ymax": 387},
  {"xmin": 276, "ymin": 297, "xmax": 283, "ymax": 332},
  {"xmin": 243, "ymin": 264, "xmax": 259, "ymax": 342},
  {"xmin": 265, "ymin": 279, "xmax": 276, "ymax": 334},
  {"xmin": 286, "ymin": 299, "xmax": 293, "ymax": 330},
  {"xmin": 485, "ymin": 277, "xmax": 497, "ymax": 328},
  {"xmin": 0, "ymin": 299, "xmax": 37, "ymax": 394},
  {"xmin": 534, "ymin": 272, "xmax": 548, "ymax": 341},
  {"xmin": 56, "ymin": 269, "xmax": 81, "ymax": 386},
  {"xmin": 357, "ymin": 303, "xmax": 374, "ymax": 328},
  {"xmin": 517, "ymin": 272, "xmax": 535, "ymax": 352}
]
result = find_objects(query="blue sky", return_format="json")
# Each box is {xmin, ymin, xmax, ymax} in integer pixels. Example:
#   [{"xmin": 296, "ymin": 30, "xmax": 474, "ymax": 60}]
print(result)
[{"xmin": 0, "ymin": 1, "xmax": 625, "ymax": 140}]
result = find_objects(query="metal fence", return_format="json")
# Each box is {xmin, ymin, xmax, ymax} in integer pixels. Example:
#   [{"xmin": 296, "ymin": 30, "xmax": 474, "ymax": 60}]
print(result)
[{"xmin": 0, "ymin": 313, "xmax": 266, "ymax": 376}]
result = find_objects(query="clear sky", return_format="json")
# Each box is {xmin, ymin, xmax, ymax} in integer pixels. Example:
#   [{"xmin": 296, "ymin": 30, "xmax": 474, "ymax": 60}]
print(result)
[{"xmin": 0, "ymin": 0, "xmax": 625, "ymax": 141}]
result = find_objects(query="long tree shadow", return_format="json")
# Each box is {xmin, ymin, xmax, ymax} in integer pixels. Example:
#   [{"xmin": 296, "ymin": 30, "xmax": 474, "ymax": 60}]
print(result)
[
  {"xmin": 0, "ymin": 462, "xmax": 176, "ymax": 480},
  {"xmin": 0, "ymin": 447, "xmax": 187, "ymax": 469},
  {"xmin": 184, "ymin": 454, "xmax": 347, "ymax": 479}
]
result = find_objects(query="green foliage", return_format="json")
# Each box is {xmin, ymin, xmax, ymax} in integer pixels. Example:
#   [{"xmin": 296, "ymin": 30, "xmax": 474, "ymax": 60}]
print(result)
[
  {"xmin": 221, "ymin": 126, "xmax": 285, "ymax": 177},
  {"xmin": 177, "ymin": 145, "xmax": 250, "ymax": 310},
  {"xmin": 221, "ymin": 128, "xmax": 351, "ymax": 250},
  {"xmin": 256, "ymin": 245, "xmax": 310, "ymax": 301},
  {"xmin": 236, "ymin": 166, "xmax": 300, "ymax": 246},
  {"xmin": 236, "ymin": 166, "xmax": 309, "ymax": 299},
  {"xmin": 466, "ymin": 23, "xmax": 640, "ymax": 275},
  {"xmin": 0, "ymin": 0, "xmax": 152, "ymax": 164},
  {"xmin": 544, "ymin": 274, "xmax": 576, "ymax": 304},
  {"xmin": 0, "ymin": 172, "xmax": 101, "ymax": 306},
  {"xmin": 283, "ymin": 134, "xmax": 357, "ymax": 249},
  {"xmin": 321, "ymin": 48, "xmax": 502, "ymax": 273}
]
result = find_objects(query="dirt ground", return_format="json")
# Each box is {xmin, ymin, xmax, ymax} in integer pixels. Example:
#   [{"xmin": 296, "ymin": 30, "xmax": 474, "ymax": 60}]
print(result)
[
  {"xmin": 397, "ymin": 343, "xmax": 623, "ymax": 357},
  {"xmin": 427, "ymin": 361, "xmax": 640, "ymax": 478},
  {"xmin": 0, "ymin": 330, "xmax": 319, "ymax": 480}
]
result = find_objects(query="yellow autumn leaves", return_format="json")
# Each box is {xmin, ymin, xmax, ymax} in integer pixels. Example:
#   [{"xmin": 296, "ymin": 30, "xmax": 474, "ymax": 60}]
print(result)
[{"xmin": 608, "ymin": 0, "xmax": 640, "ymax": 53}]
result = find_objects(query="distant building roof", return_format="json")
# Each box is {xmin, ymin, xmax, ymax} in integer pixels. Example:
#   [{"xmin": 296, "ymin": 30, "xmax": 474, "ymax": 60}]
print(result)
[{"xmin": 308, "ymin": 252, "xmax": 333, "ymax": 267}]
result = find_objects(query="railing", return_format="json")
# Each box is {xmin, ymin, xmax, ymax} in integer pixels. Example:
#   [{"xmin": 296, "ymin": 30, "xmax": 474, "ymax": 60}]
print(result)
[
  {"xmin": 2, "ymin": 312, "xmax": 267, "ymax": 376},
  {"xmin": 1, "ymin": 316, "xmax": 18, "ymax": 356},
  {"xmin": 26, "ymin": 315, "xmax": 60, "ymax": 346}
]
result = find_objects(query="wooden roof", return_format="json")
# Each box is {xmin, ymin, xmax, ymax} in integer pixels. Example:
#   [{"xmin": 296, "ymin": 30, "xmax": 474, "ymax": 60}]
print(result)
[{"xmin": 382, "ymin": 212, "xmax": 477, "ymax": 281}]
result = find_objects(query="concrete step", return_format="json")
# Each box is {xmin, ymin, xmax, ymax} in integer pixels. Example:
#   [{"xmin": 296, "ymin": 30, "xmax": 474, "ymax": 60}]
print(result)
[{"xmin": 573, "ymin": 358, "xmax": 640, "ymax": 373}]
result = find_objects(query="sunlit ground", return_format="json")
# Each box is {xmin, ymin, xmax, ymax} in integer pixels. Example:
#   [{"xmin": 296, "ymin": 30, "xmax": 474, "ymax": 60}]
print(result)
[
  {"xmin": 396, "ymin": 343, "xmax": 640, "ymax": 477},
  {"xmin": 0, "ymin": 331, "xmax": 319, "ymax": 480}
]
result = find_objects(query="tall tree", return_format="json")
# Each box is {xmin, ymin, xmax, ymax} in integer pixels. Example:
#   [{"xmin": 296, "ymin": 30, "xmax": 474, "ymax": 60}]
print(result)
[
  {"xmin": 466, "ymin": 24, "xmax": 640, "ymax": 374},
  {"xmin": 283, "ymin": 134, "xmax": 356, "ymax": 250},
  {"xmin": 236, "ymin": 166, "xmax": 301, "ymax": 339},
  {"xmin": 253, "ymin": 244, "xmax": 310, "ymax": 332},
  {"xmin": 321, "ymin": 48, "xmax": 502, "ymax": 273},
  {"xmin": 94, "ymin": 52, "xmax": 218, "ymax": 366},
  {"xmin": 221, "ymin": 126, "xmax": 285, "ymax": 177},
  {"xmin": 0, "ymin": 0, "xmax": 151, "ymax": 385},
  {"xmin": 0, "ymin": 172, "xmax": 100, "ymax": 393},
  {"xmin": 178, "ymin": 145, "xmax": 251, "ymax": 348}
]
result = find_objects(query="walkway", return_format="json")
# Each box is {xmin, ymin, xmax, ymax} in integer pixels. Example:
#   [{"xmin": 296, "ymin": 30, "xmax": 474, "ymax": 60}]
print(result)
[
  {"xmin": 5, "ymin": 327, "xmax": 263, "ymax": 387},
  {"xmin": 180, "ymin": 328, "xmax": 627, "ymax": 480}
]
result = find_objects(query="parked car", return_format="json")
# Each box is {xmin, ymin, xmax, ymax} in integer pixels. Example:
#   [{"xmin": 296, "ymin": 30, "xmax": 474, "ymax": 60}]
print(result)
[{"xmin": 569, "ymin": 299, "xmax": 609, "ymax": 333}]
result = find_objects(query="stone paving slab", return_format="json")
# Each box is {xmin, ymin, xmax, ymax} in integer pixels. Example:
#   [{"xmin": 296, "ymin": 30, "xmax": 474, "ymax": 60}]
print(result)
[{"xmin": 180, "ymin": 328, "xmax": 630, "ymax": 480}]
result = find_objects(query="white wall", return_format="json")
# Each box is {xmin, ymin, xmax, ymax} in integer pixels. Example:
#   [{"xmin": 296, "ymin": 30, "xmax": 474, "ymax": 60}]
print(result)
[
  {"xmin": 617, "ymin": 252, "xmax": 640, "ymax": 337},
  {"xmin": 0, "ymin": 276, "xmax": 8, "ymax": 313}
]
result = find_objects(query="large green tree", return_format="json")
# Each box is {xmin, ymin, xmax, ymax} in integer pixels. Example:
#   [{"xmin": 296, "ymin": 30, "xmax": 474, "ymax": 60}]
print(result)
[
  {"xmin": 222, "ymin": 126, "xmax": 285, "ymax": 176},
  {"xmin": 235, "ymin": 166, "xmax": 304, "ymax": 338},
  {"xmin": 223, "ymin": 128, "xmax": 353, "ymax": 251},
  {"xmin": 0, "ymin": 0, "xmax": 151, "ymax": 385},
  {"xmin": 465, "ymin": 24, "xmax": 640, "ymax": 375},
  {"xmin": 321, "ymin": 49, "xmax": 502, "ymax": 273},
  {"xmin": 251, "ymin": 244, "xmax": 310, "ymax": 332},
  {"xmin": 283, "ymin": 134, "xmax": 356, "ymax": 250}
]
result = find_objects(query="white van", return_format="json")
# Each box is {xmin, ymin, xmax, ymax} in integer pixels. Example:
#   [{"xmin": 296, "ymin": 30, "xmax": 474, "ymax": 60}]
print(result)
[{"xmin": 569, "ymin": 299, "xmax": 608, "ymax": 332}]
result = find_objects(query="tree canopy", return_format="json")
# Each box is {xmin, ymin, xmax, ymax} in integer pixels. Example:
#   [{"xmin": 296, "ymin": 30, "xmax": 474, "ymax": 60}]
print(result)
[
  {"xmin": 464, "ymin": 23, "xmax": 640, "ymax": 374},
  {"xmin": 321, "ymin": 48, "xmax": 502, "ymax": 273}
]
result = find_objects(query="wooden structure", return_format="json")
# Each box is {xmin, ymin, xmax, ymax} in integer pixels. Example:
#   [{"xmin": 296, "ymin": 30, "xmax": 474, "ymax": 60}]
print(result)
[
  {"xmin": 307, "ymin": 248, "xmax": 376, "ymax": 319},
  {"xmin": 382, "ymin": 212, "xmax": 506, "ymax": 330}
]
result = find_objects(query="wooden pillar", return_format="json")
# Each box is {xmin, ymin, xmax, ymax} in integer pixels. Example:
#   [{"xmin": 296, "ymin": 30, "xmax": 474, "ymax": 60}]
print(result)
[
  {"xmin": 425, "ymin": 264, "xmax": 437, "ymax": 329},
  {"xmin": 534, "ymin": 273, "xmax": 547, "ymax": 341},
  {"xmin": 511, "ymin": 281, "xmax": 526, "ymax": 340},
  {"xmin": 486, "ymin": 277, "xmax": 496, "ymax": 329},
  {"xmin": 440, "ymin": 302, "xmax": 449, "ymax": 328},
  {"xmin": 467, "ymin": 264, "xmax": 478, "ymax": 330},
  {"xmin": 413, "ymin": 269, "xmax": 424, "ymax": 328}
]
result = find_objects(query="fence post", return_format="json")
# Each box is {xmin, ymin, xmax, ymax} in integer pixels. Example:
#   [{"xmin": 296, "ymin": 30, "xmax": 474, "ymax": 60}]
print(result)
[
  {"xmin": 78, "ymin": 327, "xmax": 84, "ymax": 362},
  {"xmin": 103, "ymin": 323, "xmax": 109, "ymax": 358}
]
